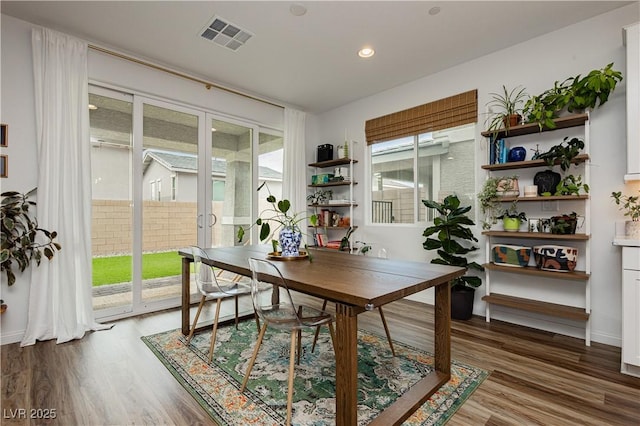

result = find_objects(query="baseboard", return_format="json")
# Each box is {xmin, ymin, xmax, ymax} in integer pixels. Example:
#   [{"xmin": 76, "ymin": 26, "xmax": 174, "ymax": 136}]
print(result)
[{"xmin": 1, "ymin": 330, "xmax": 24, "ymax": 346}]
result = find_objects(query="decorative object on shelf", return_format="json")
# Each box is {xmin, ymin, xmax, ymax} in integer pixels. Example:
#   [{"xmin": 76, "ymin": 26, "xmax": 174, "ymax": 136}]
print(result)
[
  {"xmin": 524, "ymin": 185, "xmax": 538, "ymax": 197},
  {"xmin": 550, "ymin": 212, "xmax": 583, "ymax": 235},
  {"xmin": 554, "ymin": 174, "xmax": 589, "ymax": 196},
  {"xmin": 611, "ymin": 190, "xmax": 640, "ymax": 238},
  {"xmin": 534, "ymin": 169, "xmax": 561, "ymax": 195},
  {"xmin": 497, "ymin": 201, "xmax": 527, "ymax": 232},
  {"xmin": 528, "ymin": 218, "xmax": 541, "ymax": 232},
  {"xmin": 485, "ymin": 85, "xmax": 527, "ymax": 137},
  {"xmin": 1, "ymin": 190, "xmax": 62, "ymax": 286},
  {"xmin": 496, "ymin": 176, "xmax": 520, "ymax": 197},
  {"xmin": 267, "ymin": 250, "xmax": 309, "ymax": 261},
  {"xmin": 316, "ymin": 144, "xmax": 333, "ymax": 162},
  {"xmin": 533, "ymin": 245, "xmax": 578, "ymax": 272},
  {"xmin": 536, "ymin": 137, "xmax": 585, "ymax": 171},
  {"xmin": 491, "ymin": 244, "xmax": 532, "ymax": 268},
  {"xmin": 539, "ymin": 218, "xmax": 552, "ymax": 233},
  {"xmin": 422, "ymin": 195, "xmax": 483, "ymax": 320},
  {"xmin": 311, "ymin": 173, "xmax": 334, "ymax": 185},
  {"xmin": 523, "ymin": 63, "xmax": 623, "ymax": 130},
  {"xmin": 507, "ymin": 146, "xmax": 527, "ymax": 162},
  {"xmin": 354, "ymin": 240, "xmax": 372, "ymax": 255},
  {"xmin": 237, "ymin": 182, "xmax": 317, "ymax": 258},
  {"xmin": 478, "ymin": 175, "xmax": 519, "ymax": 229},
  {"xmin": 306, "ymin": 189, "xmax": 333, "ymax": 205},
  {"xmin": 0, "ymin": 299, "xmax": 6, "ymax": 314}
]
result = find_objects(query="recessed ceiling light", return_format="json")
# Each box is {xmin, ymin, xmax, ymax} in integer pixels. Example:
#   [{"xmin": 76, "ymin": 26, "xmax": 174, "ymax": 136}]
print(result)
[
  {"xmin": 290, "ymin": 3, "xmax": 307, "ymax": 16},
  {"xmin": 429, "ymin": 6, "xmax": 441, "ymax": 16},
  {"xmin": 358, "ymin": 47, "xmax": 375, "ymax": 58}
]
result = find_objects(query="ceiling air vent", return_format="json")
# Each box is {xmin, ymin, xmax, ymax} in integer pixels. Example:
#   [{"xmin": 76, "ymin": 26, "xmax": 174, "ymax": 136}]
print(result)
[{"xmin": 200, "ymin": 15, "xmax": 253, "ymax": 52}]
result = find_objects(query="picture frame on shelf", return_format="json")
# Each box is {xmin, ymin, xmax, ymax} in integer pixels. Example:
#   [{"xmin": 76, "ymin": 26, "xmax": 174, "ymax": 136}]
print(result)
[
  {"xmin": 0, "ymin": 124, "xmax": 6, "ymax": 147},
  {"xmin": 528, "ymin": 218, "xmax": 540, "ymax": 233},
  {"xmin": 0, "ymin": 155, "xmax": 7, "ymax": 178}
]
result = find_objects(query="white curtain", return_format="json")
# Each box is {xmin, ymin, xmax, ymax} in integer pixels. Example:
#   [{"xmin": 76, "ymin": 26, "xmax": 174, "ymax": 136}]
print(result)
[
  {"xmin": 283, "ymin": 108, "xmax": 306, "ymax": 215},
  {"xmin": 22, "ymin": 28, "xmax": 110, "ymax": 346}
]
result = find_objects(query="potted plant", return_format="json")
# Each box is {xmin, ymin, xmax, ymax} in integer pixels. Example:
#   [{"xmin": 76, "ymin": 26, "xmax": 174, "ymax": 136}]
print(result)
[
  {"xmin": 478, "ymin": 175, "xmax": 519, "ymax": 229},
  {"xmin": 1, "ymin": 191, "xmax": 62, "ymax": 286},
  {"xmin": 306, "ymin": 189, "xmax": 333, "ymax": 205},
  {"xmin": 523, "ymin": 63, "xmax": 623, "ymax": 130},
  {"xmin": 611, "ymin": 190, "xmax": 640, "ymax": 238},
  {"xmin": 566, "ymin": 63, "xmax": 623, "ymax": 113},
  {"xmin": 554, "ymin": 174, "xmax": 589, "ymax": 196},
  {"xmin": 422, "ymin": 195, "xmax": 483, "ymax": 320},
  {"xmin": 485, "ymin": 85, "xmax": 527, "ymax": 135},
  {"xmin": 550, "ymin": 212, "xmax": 581, "ymax": 235},
  {"xmin": 497, "ymin": 201, "xmax": 527, "ymax": 232},
  {"xmin": 535, "ymin": 137, "xmax": 585, "ymax": 172},
  {"xmin": 237, "ymin": 182, "xmax": 317, "ymax": 257}
]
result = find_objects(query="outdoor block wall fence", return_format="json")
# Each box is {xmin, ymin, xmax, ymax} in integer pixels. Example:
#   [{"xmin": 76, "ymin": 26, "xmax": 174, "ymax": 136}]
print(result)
[{"xmin": 92, "ymin": 200, "xmax": 212, "ymax": 256}]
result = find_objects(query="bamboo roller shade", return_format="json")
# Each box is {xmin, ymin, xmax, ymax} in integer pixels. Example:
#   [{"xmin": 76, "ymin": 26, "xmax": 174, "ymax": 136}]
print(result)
[{"xmin": 365, "ymin": 89, "xmax": 478, "ymax": 145}]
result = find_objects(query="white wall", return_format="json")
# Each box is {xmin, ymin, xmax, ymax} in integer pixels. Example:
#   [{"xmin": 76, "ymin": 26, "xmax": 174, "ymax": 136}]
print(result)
[
  {"xmin": 309, "ymin": 3, "xmax": 640, "ymax": 346},
  {"xmin": 0, "ymin": 14, "xmax": 284, "ymax": 344}
]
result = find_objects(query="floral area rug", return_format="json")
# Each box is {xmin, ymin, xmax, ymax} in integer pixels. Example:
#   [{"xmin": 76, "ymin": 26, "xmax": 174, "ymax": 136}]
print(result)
[{"xmin": 142, "ymin": 320, "xmax": 488, "ymax": 425}]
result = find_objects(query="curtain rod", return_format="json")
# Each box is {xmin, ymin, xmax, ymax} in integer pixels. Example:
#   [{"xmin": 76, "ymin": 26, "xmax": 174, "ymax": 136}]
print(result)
[{"xmin": 88, "ymin": 44, "xmax": 285, "ymax": 110}]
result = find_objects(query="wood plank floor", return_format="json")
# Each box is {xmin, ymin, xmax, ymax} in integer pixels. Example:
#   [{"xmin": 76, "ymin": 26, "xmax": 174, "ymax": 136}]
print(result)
[{"xmin": 2, "ymin": 296, "xmax": 639, "ymax": 425}]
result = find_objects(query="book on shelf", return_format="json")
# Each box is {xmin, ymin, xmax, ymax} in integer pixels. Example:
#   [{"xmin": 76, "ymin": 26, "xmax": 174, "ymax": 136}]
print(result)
[{"xmin": 326, "ymin": 240, "xmax": 342, "ymax": 249}]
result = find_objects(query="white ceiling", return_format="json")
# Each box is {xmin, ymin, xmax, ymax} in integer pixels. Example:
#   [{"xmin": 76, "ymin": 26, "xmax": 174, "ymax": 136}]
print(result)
[{"xmin": 1, "ymin": 1, "xmax": 632, "ymax": 113}]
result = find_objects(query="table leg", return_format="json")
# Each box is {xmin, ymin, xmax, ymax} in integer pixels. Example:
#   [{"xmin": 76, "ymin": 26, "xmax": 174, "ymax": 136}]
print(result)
[
  {"xmin": 334, "ymin": 302, "xmax": 360, "ymax": 426},
  {"xmin": 182, "ymin": 257, "xmax": 191, "ymax": 336},
  {"xmin": 434, "ymin": 280, "xmax": 451, "ymax": 375}
]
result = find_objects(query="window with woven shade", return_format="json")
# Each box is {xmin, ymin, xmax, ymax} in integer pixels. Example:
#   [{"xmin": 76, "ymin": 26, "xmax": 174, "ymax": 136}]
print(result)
[{"xmin": 367, "ymin": 90, "xmax": 478, "ymax": 224}]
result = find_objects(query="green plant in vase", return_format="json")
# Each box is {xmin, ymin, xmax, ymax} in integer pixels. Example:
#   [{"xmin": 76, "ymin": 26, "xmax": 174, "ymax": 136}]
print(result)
[
  {"xmin": 496, "ymin": 201, "xmax": 527, "ymax": 232},
  {"xmin": 237, "ymin": 182, "xmax": 317, "ymax": 257},
  {"xmin": 478, "ymin": 175, "xmax": 519, "ymax": 229}
]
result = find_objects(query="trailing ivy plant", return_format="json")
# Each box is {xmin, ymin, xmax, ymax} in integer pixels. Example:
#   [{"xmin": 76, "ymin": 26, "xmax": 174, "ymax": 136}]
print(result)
[
  {"xmin": 1, "ymin": 191, "xmax": 62, "ymax": 286},
  {"xmin": 422, "ymin": 195, "xmax": 483, "ymax": 290}
]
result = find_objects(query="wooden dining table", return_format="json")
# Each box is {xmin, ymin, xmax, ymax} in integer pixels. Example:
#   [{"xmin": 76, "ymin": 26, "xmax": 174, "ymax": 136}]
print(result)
[{"xmin": 178, "ymin": 244, "xmax": 465, "ymax": 426}]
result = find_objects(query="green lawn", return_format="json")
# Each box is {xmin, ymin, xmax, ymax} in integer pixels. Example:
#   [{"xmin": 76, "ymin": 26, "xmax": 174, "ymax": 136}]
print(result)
[{"xmin": 92, "ymin": 251, "xmax": 182, "ymax": 286}]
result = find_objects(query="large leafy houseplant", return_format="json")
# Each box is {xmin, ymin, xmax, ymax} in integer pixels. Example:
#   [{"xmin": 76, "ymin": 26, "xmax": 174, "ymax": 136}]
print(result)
[
  {"xmin": 422, "ymin": 195, "xmax": 483, "ymax": 290},
  {"xmin": 523, "ymin": 63, "xmax": 623, "ymax": 130},
  {"xmin": 237, "ymin": 182, "xmax": 317, "ymax": 254},
  {"xmin": 1, "ymin": 191, "xmax": 61, "ymax": 286}
]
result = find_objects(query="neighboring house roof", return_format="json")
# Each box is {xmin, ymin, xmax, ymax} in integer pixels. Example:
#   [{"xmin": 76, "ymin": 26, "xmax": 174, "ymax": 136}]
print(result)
[{"xmin": 142, "ymin": 149, "xmax": 282, "ymax": 180}]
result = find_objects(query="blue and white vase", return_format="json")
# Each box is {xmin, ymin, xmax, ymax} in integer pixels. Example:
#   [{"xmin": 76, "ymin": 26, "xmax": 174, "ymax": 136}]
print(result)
[{"xmin": 279, "ymin": 227, "xmax": 302, "ymax": 257}]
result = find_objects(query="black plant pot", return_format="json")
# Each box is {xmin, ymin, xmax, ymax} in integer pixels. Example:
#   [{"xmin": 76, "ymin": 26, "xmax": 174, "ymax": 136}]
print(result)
[
  {"xmin": 534, "ymin": 170, "xmax": 561, "ymax": 195},
  {"xmin": 451, "ymin": 287, "xmax": 475, "ymax": 320}
]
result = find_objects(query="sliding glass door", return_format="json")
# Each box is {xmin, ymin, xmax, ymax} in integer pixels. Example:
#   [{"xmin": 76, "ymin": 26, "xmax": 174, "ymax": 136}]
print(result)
[
  {"xmin": 90, "ymin": 86, "xmax": 281, "ymax": 319},
  {"xmin": 140, "ymin": 100, "xmax": 204, "ymax": 305}
]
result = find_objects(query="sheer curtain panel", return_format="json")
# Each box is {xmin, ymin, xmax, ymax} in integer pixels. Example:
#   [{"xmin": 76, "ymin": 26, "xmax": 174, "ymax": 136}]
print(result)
[
  {"xmin": 22, "ymin": 28, "xmax": 110, "ymax": 346},
  {"xmin": 283, "ymin": 108, "xmax": 306, "ymax": 218}
]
